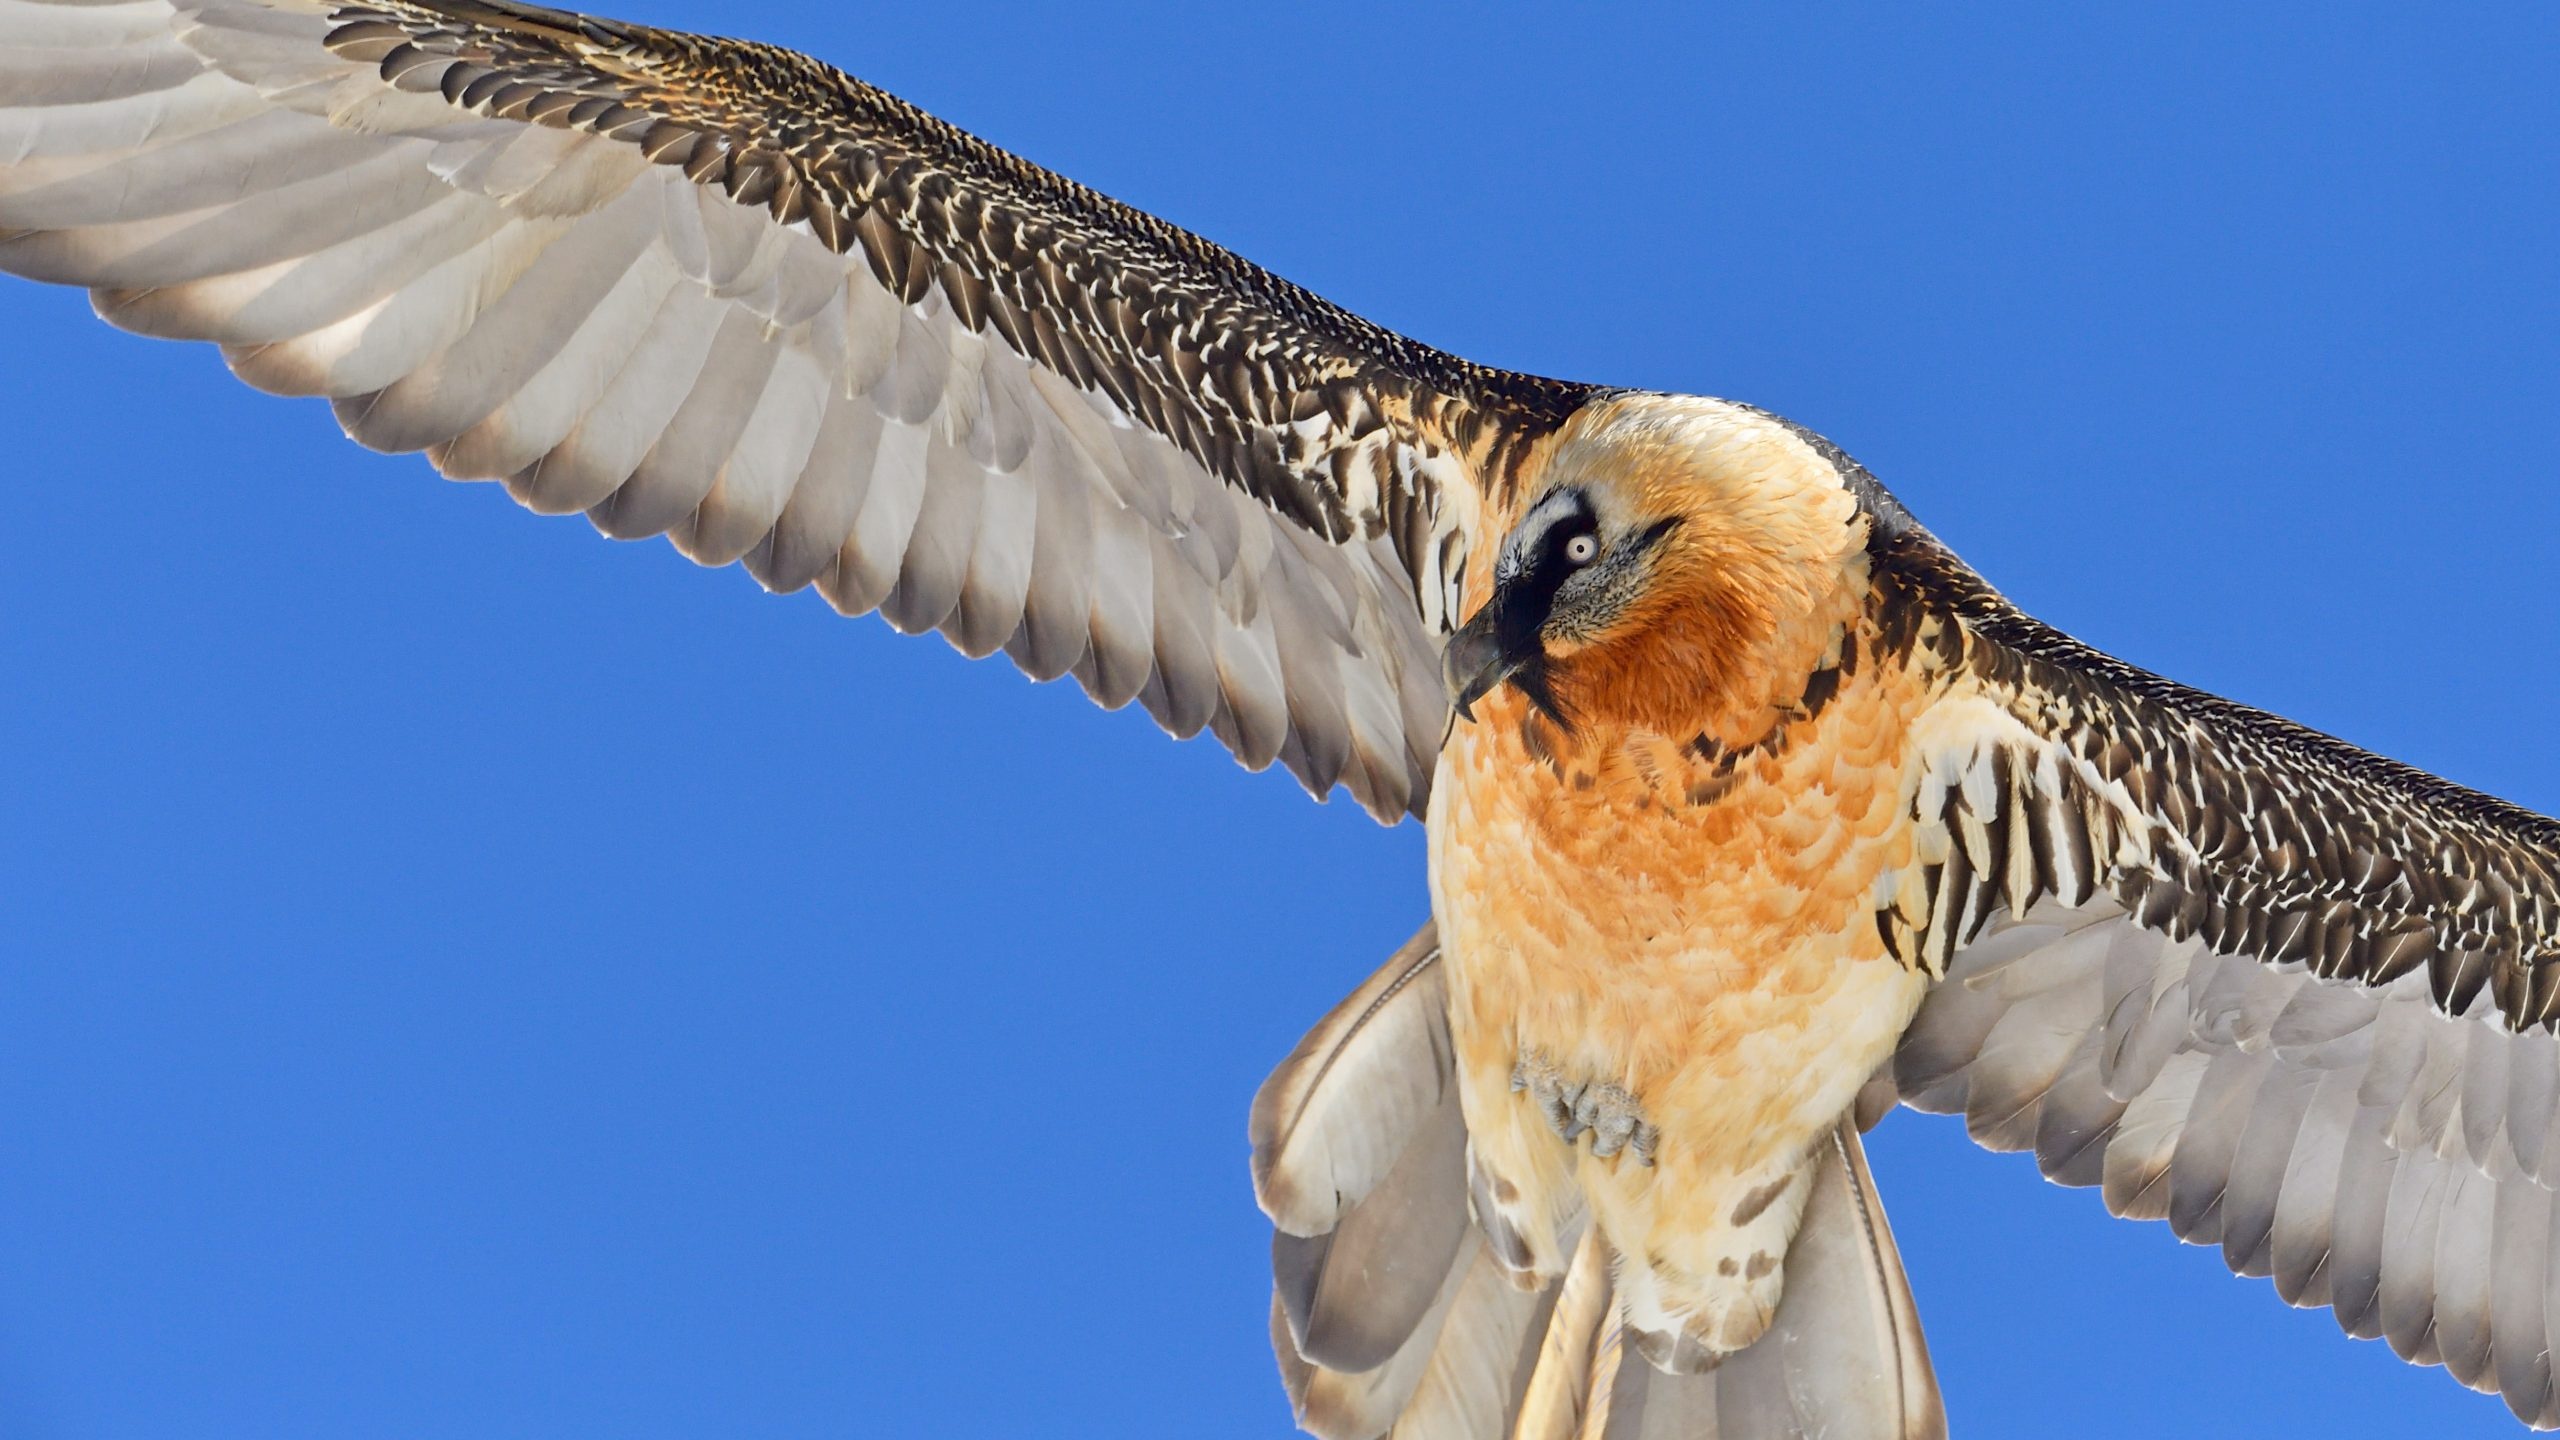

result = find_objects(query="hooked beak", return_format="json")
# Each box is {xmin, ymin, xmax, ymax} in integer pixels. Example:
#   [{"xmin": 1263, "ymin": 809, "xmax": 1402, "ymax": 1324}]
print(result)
[
  {"xmin": 1445, "ymin": 573, "xmax": 1571, "ymax": 726},
  {"xmin": 1442, "ymin": 604, "xmax": 1524, "ymax": 723}
]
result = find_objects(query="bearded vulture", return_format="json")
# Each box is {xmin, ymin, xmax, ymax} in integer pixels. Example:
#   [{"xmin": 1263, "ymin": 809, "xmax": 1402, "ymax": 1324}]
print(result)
[{"xmin": 2, "ymin": 3, "xmax": 2552, "ymax": 1436}]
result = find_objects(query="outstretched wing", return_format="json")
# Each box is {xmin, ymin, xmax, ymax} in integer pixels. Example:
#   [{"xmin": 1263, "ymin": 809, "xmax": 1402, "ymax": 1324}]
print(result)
[
  {"xmin": 0, "ymin": 0, "xmax": 1594, "ymax": 818},
  {"xmin": 1873, "ymin": 527, "xmax": 2560, "ymax": 1424}
]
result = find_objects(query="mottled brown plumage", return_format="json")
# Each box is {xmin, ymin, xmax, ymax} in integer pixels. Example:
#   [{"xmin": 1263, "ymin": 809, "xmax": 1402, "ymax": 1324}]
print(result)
[
  {"xmin": 326, "ymin": 0, "xmax": 1588, "ymax": 597},
  {"xmin": 5, "ymin": 2, "xmax": 2558, "ymax": 1433},
  {"xmin": 1890, "ymin": 530, "xmax": 2560, "ymax": 1025}
]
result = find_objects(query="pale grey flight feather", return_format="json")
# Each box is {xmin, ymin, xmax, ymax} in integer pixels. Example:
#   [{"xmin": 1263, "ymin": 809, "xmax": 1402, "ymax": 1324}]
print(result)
[
  {"xmin": 0, "ymin": 0, "xmax": 1491, "ymax": 819},
  {"xmin": 1898, "ymin": 895, "xmax": 2560, "ymax": 1426}
]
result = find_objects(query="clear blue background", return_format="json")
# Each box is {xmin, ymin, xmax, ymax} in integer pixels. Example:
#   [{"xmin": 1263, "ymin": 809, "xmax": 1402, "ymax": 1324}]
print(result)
[{"xmin": 3, "ymin": 4, "xmax": 2555, "ymax": 1436}]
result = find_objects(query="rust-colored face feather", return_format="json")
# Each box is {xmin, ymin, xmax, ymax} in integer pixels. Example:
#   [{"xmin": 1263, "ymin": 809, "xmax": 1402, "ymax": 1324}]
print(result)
[{"xmin": 1473, "ymin": 394, "xmax": 1875, "ymax": 743}]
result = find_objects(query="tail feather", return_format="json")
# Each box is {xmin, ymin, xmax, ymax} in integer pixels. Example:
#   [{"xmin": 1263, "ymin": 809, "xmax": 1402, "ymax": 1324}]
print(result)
[
  {"xmin": 1384, "ymin": 1239, "xmax": 1560, "ymax": 1440},
  {"xmin": 1274, "ymin": 1091, "xmax": 1473, "ymax": 1371},
  {"xmin": 1271, "ymin": 1218, "xmax": 1472, "ymax": 1440},
  {"xmin": 1510, "ymin": 1226, "xmax": 1613, "ymax": 1440},
  {"xmin": 1252, "ymin": 925, "xmax": 1453, "ymax": 1237},
  {"xmin": 1257, "ymin": 923, "xmax": 1946, "ymax": 1439},
  {"xmin": 1590, "ymin": 1123, "xmax": 1945, "ymax": 1440}
]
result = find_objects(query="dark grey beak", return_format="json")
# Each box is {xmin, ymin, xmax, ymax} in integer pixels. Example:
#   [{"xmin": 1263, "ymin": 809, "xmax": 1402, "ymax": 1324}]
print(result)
[{"xmin": 1442, "ymin": 605, "xmax": 1525, "ymax": 723}]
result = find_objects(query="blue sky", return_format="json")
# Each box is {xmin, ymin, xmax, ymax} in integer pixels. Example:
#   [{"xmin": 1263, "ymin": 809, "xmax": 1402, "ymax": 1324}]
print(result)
[{"xmin": 3, "ymin": 4, "xmax": 2555, "ymax": 1436}]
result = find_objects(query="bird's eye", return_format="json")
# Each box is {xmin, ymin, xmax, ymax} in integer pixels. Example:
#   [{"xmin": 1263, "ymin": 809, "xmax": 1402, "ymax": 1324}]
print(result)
[{"xmin": 1562, "ymin": 533, "xmax": 1600, "ymax": 565}]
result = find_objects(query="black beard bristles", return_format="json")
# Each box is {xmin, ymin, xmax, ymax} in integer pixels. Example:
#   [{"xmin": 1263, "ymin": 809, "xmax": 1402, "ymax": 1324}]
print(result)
[{"xmin": 1512, "ymin": 655, "xmax": 1574, "ymax": 736}]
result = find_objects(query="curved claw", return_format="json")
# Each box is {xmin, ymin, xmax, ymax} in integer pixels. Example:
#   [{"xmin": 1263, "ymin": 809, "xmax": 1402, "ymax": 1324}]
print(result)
[{"xmin": 1517, "ymin": 1054, "xmax": 1659, "ymax": 1165}]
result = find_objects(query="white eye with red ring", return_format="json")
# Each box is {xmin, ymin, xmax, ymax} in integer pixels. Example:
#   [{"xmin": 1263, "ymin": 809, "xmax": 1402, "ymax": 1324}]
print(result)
[{"xmin": 1562, "ymin": 532, "xmax": 1600, "ymax": 565}]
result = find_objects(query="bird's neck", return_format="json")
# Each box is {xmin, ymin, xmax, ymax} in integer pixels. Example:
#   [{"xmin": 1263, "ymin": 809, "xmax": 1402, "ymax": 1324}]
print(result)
[{"xmin": 1544, "ymin": 548, "xmax": 1876, "ymax": 753}]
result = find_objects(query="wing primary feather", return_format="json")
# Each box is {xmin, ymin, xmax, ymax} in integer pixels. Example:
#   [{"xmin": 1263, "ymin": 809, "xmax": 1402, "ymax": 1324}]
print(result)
[
  {"xmin": 2490, "ymin": 1176, "xmax": 2555, "ymax": 1424},
  {"xmin": 1071, "ymin": 495, "xmax": 1156, "ymax": 711},
  {"xmin": 0, "ymin": 108, "xmax": 376, "ymax": 228},
  {"xmin": 741, "ymin": 389, "xmax": 878, "ymax": 588},
  {"xmin": 233, "ymin": 209, "xmax": 566, "ymax": 399},
  {"xmin": 2268, "ymin": 1067, "xmax": 2362, "ymax": 1308},
  {"xmin": 0, "ymin": 142, "xmax": 444, "ymax": 288},
  {"xmin": 999, "ymin": 435, "xmax": 1097, "ymax": 681},
  {"xmin": 516, "ymin": 278, "xmax": 722, "ymax": 513},
  {"xmin": 676, "ymin": 339, "xmax": 831, "ymax": 566},
  {"xmin": 827, "ymin": 416, "xmax": 931, "ymax": 617},
  {"xmin": 878, "ymin": 430, "xmax": 982, "ymax": 635},
  {"xmin": 340, "ymin": 179, "xmax": 658, "ymax": 454},
  {"xmin": 106, "ymin": 188, "xmax": 507, "ymax": 346},
  {"xmin": 2431, "ymin": 1163, "xmax": 2497, "ymax": 1391},
  {"xmin": 593, "ymin": 303, "xmax": 783, "ymax": 538},
  {"xmin": 2218, "ymin": 1060, "xmax": 2318, "ymax": 1278},
  {"xmin": 945, "ymin": 441, "xmax": 1037, "ymax": 658},
  {"xmin": 459, "ymin": 248, "xmax": 682, "ymax": 484},
  {"xmin": 1138, "ymin": 545, "xmax": 1220, "ymax": 738}
]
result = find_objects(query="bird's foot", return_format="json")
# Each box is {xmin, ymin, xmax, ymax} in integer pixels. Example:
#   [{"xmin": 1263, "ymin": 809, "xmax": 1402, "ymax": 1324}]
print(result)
[{"xmin": 1512, "ymin": 1053, "xmax": 1657, "ymax": 1164}]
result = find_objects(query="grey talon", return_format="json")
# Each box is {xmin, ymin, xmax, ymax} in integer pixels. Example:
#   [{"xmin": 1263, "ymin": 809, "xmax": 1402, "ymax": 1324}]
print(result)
[
  {"xmin": 1577, "ymin": 1083, "xmax": 1641, "ymax": 1159},
  {"xmin": 1555, "ymin": 1082, "xmax": 1590, "ymax": 1140},
  {"xmin": 1519, "ymin": 1058, "xmax": 1659, "ymax": 1158},
  {"xmin": 1528, "ymin": 1068, "xmax": 1577, "ymax": 1137}
]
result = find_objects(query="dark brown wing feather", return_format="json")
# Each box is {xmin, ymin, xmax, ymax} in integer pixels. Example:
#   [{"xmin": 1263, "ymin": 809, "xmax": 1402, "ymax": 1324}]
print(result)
[
  {"xmin": 336, "ymin": 0, "xmax": 1588, "ymax": 590},
  {"xmin": 1877, "ymin": 525, "xmax": 2560, "ymax": 1027}
]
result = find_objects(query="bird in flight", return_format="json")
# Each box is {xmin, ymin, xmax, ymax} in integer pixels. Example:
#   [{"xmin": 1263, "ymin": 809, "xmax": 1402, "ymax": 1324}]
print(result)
[{"xmin": 5, "ymin": 3, "xmax": 2555, "ymax": 1436}]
